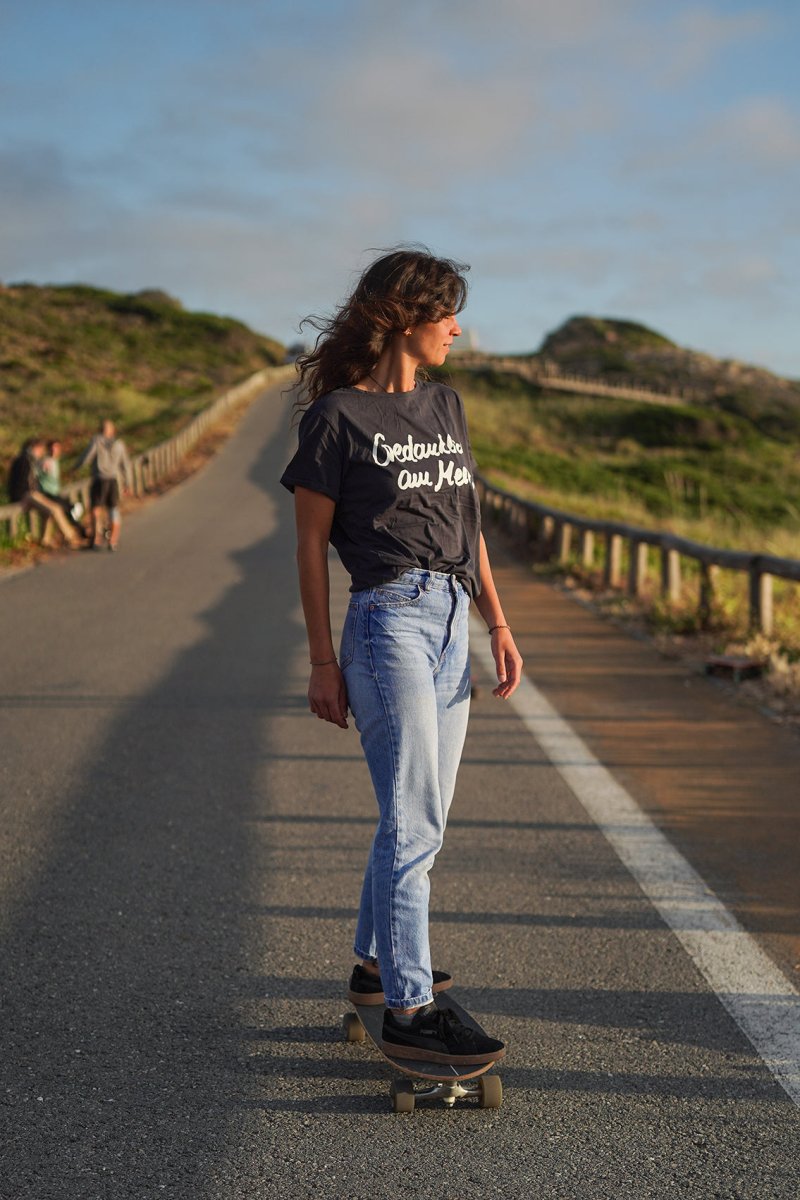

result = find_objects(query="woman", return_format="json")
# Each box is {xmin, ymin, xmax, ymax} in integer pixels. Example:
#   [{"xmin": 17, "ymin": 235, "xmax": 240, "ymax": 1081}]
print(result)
[{"xmin": 280, "ymin": 247, "xmax": 522, "ymax": 1065}]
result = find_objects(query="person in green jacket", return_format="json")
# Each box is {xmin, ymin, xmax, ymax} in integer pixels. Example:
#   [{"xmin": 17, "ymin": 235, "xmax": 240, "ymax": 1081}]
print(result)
[{"xmin": 38, "ymin": 440, "xmax": 87, "ymax": 538}]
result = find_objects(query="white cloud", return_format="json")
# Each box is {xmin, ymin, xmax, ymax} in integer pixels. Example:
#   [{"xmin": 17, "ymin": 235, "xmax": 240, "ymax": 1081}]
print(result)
[
  {"xmin": 657, "ymin": 7, "xmax": 771, "ymax": 83},
  {"xmin": 701, "ymin": 252, "xmax": 782, "ymax": 297},
  {"xmin": 437, "ymin": 0, "xmax": 639, "ymax": 50},
  {"xmin": 302, "ymin": 52, "xmax": 535, "ymax": 183},
  {"xmin": 623, "ymin": 92, "xmax": 800, "ymax": 184},
  {"xmin": 712, "ymin": 96, "xmax": 800, "ymax": 167}
]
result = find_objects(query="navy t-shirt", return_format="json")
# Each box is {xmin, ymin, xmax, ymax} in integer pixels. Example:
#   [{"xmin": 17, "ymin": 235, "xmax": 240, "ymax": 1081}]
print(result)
[{"xmin": 280, "ymin": 381, "xmax": 481, "ymax": 597}]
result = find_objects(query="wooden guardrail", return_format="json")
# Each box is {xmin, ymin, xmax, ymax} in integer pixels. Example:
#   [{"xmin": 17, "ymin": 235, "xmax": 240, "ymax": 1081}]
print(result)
[
  {"xmin": 476, "ymin": 476, "xmax": 800, "ymax": 637},
  {"xmin": 0, "ymin": 364, "xmax": 296, "ymax": 543},
  {"xmin": 457, "ymin": 355, "xmax": 694, "ymax": 406}
]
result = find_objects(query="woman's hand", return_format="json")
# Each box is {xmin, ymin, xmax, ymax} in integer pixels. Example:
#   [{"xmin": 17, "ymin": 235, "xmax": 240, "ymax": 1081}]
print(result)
[
  {"xmin": 490, "ymin": 627, "xmax": 523, "ymax": 699},
  {"xmin": 308, "ymin": 661, "xmax": 349, "ymax": 728}
]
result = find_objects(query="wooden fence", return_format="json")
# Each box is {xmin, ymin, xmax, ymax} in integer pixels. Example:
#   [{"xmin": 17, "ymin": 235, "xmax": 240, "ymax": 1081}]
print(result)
[
  {"xmin": 457, "ymin": 354, "xmax": 693, "ymax": 406},
  {"xmin": 0, "ymin": 365, "xmax": 295, "ymax": 543},
  {"xmin": 476, "ymin": 476, "xmax": 800, "ymax": 637}
]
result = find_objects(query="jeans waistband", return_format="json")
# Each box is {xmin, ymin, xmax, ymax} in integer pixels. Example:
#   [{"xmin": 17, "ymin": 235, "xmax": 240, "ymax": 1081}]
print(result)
[{"xmin": 390, "ymin": 568, "xmax": 465, "ymax": 592}]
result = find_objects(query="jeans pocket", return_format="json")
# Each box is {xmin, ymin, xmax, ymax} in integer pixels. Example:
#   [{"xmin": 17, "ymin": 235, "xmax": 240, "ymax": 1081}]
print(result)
[
  {"xmin": 338, "ymin": 602, "xmax": 358, "ymax": 669},
  {"xmin": 370, "ymin": 579, "xmax": 425, "ymax": 608}
]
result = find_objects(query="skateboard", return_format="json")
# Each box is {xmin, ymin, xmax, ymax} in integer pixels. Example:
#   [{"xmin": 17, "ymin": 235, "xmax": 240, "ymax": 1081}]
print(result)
[{"xmin": 343, "ymin": 991, "xmax": 504, "ymax": 1113}]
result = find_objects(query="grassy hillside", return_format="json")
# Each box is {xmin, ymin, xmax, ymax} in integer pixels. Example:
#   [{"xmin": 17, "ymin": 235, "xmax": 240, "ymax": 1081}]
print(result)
[
  {"xmin": 443, "ymin": 355, "xmax": 800, "ymax": 558},
  {"xmin": 444, "ymin": 336, "xmax": 800, "ymax": 653},
  {"xmin": 0, "ymin": 283, "xmax": 284, "ymax": 498}
]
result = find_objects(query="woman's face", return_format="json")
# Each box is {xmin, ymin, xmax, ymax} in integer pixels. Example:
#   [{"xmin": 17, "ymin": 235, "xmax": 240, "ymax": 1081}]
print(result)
[{"xmin": 405, "ymin": 313, "xmax": 462, "ymax": 367}]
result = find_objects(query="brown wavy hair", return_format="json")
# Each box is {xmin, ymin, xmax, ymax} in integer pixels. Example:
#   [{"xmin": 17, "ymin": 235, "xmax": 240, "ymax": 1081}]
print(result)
[{"xmin": 296, "ymin": 246, "xmax": 469, "ymax": 407}]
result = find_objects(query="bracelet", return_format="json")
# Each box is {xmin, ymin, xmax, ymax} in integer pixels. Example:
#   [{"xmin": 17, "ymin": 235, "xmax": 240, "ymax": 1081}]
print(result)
[
  {"xmin": 310, "ymin": 657, "xmax": 338, "ymax": 667},
  {"xmin": 488, "ymin": 623, "xmax": 511, "ymax": 635}
]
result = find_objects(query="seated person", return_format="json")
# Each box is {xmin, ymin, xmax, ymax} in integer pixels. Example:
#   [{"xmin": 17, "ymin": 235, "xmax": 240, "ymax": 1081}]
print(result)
[
  {"xmin": 38, "ymin": 439, "xmax": 86, "ymax": 536},
  {"xmin": 8, "ymin": 438, "xmax": 84, "ymax": 549}
]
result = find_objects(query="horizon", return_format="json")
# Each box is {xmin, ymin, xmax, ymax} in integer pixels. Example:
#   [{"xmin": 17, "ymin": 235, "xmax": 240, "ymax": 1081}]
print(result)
[
  {"xmin": 1, "ymin": 1, "xmax": 798, "ymax": 377},
  {"xmin": 6, "ymin": 278, "xmax": 796, "ymax": 383}
]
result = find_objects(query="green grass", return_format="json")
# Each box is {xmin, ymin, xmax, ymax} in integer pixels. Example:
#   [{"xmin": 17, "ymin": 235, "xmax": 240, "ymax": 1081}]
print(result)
[
  {"xmin": 437, "ymin": 364, "xmax": 800, "ymax": 655},
  {"xmin": 0, "ymin": 283, "xmax": 284, "ymax": 498},
  {"xmin": 444, "ymin": 366, "xmax": 800, "ymax": 546}
]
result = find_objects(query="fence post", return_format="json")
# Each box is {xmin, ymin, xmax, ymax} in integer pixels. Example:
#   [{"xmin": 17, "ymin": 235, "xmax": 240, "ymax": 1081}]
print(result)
[
  {"xmin": 556, "ymin": 521, "xmax": 572, "ymax": 563},
  {"xmin": 516, "ymin": 503, "xmax": 528, "ymax": 544},
  {"xmin": 661, "ymin": 546, "xmax": 681, "ymax": 602},
  {"xmin": 698, "ymin": 562, "xmax": 717, "ymax": 629},
  {"xmin": 749, "ymin": 566, "xmax": 773, "ymax": 636},
  {"xmin": 579, "ymin": 528, "xmax": 594, "ymax": 567},
  {"xmin": 628, "ymin": 539, "xmax": 648, "ymax": 597},
  {"xmin": 538, "ymin": 514, "xmax": 555, "ymax": 559},
  {"xmin": 603, "ymin": 532, "xmax": 622, "ymax": 588}
]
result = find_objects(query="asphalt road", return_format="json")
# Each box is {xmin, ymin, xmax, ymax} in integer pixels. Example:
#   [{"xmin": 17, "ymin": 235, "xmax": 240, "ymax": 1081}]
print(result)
[{"xmin": 1, "ymin": 383, "xmax": 798, "ymax": 1199}]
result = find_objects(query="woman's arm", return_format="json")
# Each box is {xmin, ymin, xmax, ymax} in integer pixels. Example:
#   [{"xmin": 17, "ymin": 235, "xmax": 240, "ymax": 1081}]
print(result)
[
  {"xmin": 294, "ymin": 486, "xmax": 349, "ymax": 728},
  {"xmin": 474, "ymin": 532, "xmax": 524, "ymax": 699}
]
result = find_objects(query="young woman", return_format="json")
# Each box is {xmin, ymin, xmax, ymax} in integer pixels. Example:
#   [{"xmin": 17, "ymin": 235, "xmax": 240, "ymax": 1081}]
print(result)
[{"xmin": 280, "ymin": 248, "xmax": 522, "ymax": 1065}]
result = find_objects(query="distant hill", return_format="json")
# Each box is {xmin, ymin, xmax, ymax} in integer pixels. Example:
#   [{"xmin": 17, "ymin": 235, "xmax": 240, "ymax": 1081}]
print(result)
[
  {"xmin": 533, "ymin": 315, "xmax": 800, "ymax": 437},
  {"xmin": 0, "ymin": 283, "xmax": 284, "ymax": 497}
]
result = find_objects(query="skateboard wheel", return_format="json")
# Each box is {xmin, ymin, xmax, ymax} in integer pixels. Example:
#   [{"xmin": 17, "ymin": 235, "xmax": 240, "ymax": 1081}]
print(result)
[
  {"xmin": 390, "ymin": 1079, "xmax": 415, "ymax": 1113},
  {"xmin": 478, "ymin": 1074, "xmax": 503, "ymax": 1109},
  {"xmin": 343, "ymin": 1013, "xmax": 366, "ymax": 1044}
]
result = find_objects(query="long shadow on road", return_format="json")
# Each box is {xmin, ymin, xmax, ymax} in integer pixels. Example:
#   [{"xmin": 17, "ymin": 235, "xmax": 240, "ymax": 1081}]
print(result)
[{"xmin": 1, "ymin": 414, "xmax": 302, "ymax": 1198}]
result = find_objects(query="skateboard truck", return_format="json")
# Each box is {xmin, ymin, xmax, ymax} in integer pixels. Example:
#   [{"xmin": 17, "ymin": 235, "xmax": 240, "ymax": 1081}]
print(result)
[{"xmin": 389, "ymin": 1074, "xmax": 503, "ymax": 1114}]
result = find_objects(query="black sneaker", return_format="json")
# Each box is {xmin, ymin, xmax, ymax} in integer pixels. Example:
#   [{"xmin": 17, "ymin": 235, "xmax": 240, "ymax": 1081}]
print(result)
[
  {"xmin": 381, "ymin": 1004, "xmax": 505, "ymax": 1066},
  {"xmin": 347, "ymin": 963, "xmax": 453, "ymax": 1007}
]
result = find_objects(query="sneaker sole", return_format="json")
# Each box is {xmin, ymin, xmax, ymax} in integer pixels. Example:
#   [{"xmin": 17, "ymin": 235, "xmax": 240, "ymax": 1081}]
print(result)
[
  {"xmin": 380, "ymin": 1040, "xmax": 506, "ymax": 1066},
  {"xmin": 347, "ymin": 976, "xmax": 453, "ymax": 1007}
]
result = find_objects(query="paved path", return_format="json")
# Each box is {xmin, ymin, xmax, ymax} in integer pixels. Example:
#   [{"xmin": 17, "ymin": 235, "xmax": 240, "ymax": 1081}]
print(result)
[
  {"xmin": 1, "ymin": 384, "xmax": 798, "ymax": 1198},
  {"xmin": 482, "ymin": 545, "xmax": 800, "ymax": 984}
]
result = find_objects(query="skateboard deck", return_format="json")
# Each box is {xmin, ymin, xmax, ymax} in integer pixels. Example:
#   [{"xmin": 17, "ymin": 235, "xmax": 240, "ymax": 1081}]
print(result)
[{"xmin": 343, "ymin": 990, "xmax": 504, "ymax": 1112}]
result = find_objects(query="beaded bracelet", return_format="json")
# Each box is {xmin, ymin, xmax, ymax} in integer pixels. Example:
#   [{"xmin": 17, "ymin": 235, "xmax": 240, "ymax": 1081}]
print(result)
[
  {"xmin": 310, "ymin": 657, "xmax": 338, "ymax": 667},
  {"xmin": 488, "ymin": 624, "xmax": 511, "ymax": 634}
]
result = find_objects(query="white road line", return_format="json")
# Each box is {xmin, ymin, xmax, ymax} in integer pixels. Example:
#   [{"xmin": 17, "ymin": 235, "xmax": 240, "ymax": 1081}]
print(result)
[{"xmin": 470, "ymin": 619, "xmax": 800, "ymax": 1106}]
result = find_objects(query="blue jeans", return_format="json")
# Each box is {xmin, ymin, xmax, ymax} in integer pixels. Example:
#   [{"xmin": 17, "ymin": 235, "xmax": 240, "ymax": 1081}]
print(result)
[{"xmin": 340, "ymin": 569, "xmax": 471, "ymax": 1010}]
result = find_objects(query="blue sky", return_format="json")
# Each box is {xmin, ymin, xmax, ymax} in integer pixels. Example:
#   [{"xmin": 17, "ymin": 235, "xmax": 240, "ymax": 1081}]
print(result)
[{"xmin": 2, "ymin": 0, "xmax": 799, "ymax": 374}]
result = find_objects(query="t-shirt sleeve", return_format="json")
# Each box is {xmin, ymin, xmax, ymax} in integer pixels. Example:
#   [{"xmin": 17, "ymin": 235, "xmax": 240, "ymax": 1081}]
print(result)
[{"xmin": 279, "ymin": 404, "xmax": 344, "ymax": 502}]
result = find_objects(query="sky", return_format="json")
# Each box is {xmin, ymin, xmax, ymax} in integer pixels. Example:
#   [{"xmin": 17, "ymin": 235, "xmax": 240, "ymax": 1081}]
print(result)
[{"xmin": 2, "ymin": 0, "xmax": 799, "ymax": 375}]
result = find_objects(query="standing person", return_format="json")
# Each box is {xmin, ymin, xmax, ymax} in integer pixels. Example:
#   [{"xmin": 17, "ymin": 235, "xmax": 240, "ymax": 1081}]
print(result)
[
  {"xmin": 7, "ymin": 438, "xmax": 83, "ymax": 548},
  {"xmin": 280, "ymin": 247, "xmax": 523, "ymax": 1066},
  {"xmin": 77, "ymin": 420, "xmax": 133, "ymax": 551}
]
